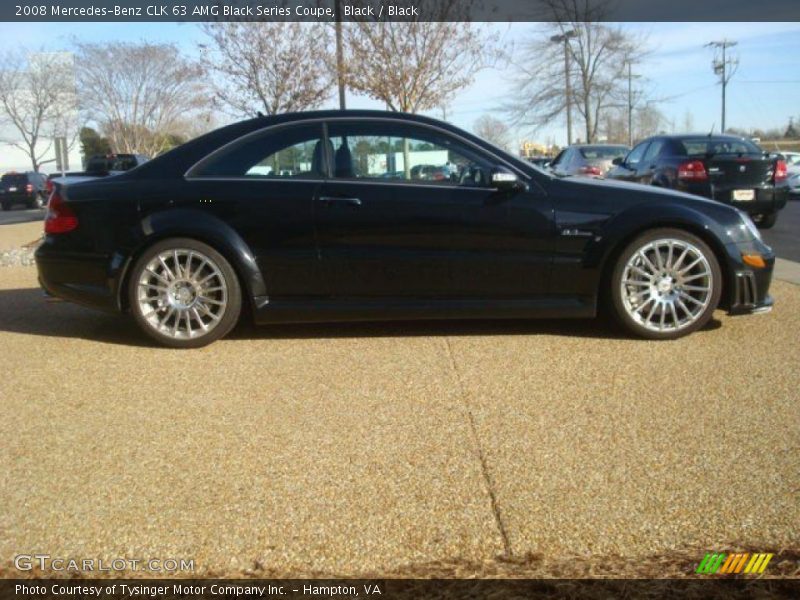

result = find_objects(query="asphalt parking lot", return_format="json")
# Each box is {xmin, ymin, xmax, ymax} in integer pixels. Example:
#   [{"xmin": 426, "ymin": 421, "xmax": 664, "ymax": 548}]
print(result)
[{"xmin": 0, "ymin": 221, "xmax": 798, "ymax": 577}]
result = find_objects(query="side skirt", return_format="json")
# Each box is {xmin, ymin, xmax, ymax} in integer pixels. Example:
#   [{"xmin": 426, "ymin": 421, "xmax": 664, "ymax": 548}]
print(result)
[{"xmin": 252, "ymin": 295, "xmax": 596, "ymax": 325}]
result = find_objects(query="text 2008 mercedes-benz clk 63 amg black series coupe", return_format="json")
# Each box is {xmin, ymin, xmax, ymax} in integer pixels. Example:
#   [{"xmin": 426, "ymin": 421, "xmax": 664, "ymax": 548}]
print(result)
[{"xmin": 36, "ymin": 111, "xmax": 775, "ymax": 348}]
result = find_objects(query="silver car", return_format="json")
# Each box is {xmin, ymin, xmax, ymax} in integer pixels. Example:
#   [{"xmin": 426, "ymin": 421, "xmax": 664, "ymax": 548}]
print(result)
[{"xmin": 549, "ymin": 144, "xmax": 630, "ymax": 178}]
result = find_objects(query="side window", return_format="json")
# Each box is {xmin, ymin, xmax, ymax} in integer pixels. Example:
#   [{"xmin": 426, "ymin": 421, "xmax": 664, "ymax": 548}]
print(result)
[
  {"xmin": 625, "ymin": 142, "xmax": 649, "ymax": 167},
  {"xmin": 642, "ymin": 140, "xmax": 664, "ymax": 164},
  {"xmin": 191, "ymin": 124, "xmax": 325, "ymax": 179},
  {"xmin": 326, "ymin": 121, "xmax": 492, "ymax": 187}
]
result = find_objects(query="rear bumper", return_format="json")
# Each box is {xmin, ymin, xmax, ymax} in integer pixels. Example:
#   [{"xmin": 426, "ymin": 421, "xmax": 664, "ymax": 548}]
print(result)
[
  {"xmin": 680, "ymin": 183, "xmax": 789, "ymax": 214},
  {"xmin": 35, "ymin": 242, "xmax": 121, "ymax": 313}
]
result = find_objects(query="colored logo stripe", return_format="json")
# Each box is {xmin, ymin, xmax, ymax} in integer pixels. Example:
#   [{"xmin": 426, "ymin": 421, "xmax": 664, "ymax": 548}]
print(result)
[{"xmin": 697, "ymin": 552, "xmax": 773, "ymax": 574}]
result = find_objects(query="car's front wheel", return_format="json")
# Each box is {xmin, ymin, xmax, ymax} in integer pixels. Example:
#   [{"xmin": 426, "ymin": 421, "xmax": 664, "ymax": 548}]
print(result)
[
  {"xmin": 610, "ymin": 228, "xmax": 722, "ymax": 340},
  {"xmin": 128, "ymin": 238, "xmax": 242, "ymax": 348}
]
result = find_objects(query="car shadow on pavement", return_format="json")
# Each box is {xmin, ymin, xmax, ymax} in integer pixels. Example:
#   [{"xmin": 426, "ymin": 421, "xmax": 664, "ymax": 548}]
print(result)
[{"xmin": 0, "ymin": 286, "xmax": 723, "ymax": 346}]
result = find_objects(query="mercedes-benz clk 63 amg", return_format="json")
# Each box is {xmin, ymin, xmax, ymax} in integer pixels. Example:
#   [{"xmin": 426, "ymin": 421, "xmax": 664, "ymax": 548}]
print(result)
[{"xmin": 36, "ymin": 111, "xmax": 775, "ymax": 348}]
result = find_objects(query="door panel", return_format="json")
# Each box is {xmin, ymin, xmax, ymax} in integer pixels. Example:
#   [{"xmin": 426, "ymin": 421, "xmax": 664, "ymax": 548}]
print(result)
[{"xmin": 315, "ymin": 119, "xmax": 555, "ymax": 300}]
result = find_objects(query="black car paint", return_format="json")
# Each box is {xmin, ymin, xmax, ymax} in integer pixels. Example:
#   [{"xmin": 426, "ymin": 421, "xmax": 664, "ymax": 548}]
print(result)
[
  {"xmin": 607, "ymin": 134, "xmax": 789, "ymax": 218},
  {"xmin": 36, "ymin": 110, "xmax": 775, "ymax": 325}
]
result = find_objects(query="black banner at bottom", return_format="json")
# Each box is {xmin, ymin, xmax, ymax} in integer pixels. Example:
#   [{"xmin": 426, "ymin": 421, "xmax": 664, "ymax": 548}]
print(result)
[{"xmin": 2, "ymin": 579, "xmax": 800, "ymax": 600}]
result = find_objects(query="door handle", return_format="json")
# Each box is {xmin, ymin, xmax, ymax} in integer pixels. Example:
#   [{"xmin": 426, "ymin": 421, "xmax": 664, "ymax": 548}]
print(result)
[{"xmin": 319, "ymin": 196, "xmax": 362, "ymax": 207}]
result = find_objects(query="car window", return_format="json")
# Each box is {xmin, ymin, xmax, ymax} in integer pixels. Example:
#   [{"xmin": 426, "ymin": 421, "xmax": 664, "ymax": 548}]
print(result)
[
  {"xmin": 326, "ymin": 120, "xmax": 492, "ymax": 187},
  {"xmin": 191, "ymin": 124, "xmax": 325, "ymax": 179},
  {"xmin": 1, "ymin": 174, "xmax": 27, "ymax": 185},
  {"xmin": 642, "ymin": 140, "xmax": 664, "ymax": 163},
  {"xmin": 579, "ymin": 146, "xmax": 628, "ymax": 159},
  {"xmin": 678, "ymin": 137, "xmax": 762, "ymax": 156},
  {"xmin": 625, "ymin": 142, "xmax": 649, "ymax": 166}
]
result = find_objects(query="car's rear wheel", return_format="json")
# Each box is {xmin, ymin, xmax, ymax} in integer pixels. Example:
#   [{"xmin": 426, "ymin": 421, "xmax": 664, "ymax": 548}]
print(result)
[
  {"xmin": 29, "ymin": 193, "xmax": 45, "ymax": 209},
  {"xmin": 755, "ymin": 212, "xmax": 777, "ymax": 229},
  {"xmin": 128, "ymin": 238, "xmax": 242, "ymax": 348},
  {"xmin": 610, "ymin": 228, "xmax": 722, "ymax": 340}
]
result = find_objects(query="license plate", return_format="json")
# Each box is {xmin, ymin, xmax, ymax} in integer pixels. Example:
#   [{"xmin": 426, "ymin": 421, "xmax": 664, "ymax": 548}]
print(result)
[
  {"xmin": 733, "ymin": 189, "xmax": 755, "ymax": 201},
  {"xmin": 8, "ymin": 186, "xmax": 17, "ymax": 192}
]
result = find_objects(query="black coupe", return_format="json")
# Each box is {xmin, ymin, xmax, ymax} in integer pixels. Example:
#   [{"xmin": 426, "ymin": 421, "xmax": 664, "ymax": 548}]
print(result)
[{"xmin": 36, "ymin": 111, "xmax": 775, "ymax": 347}]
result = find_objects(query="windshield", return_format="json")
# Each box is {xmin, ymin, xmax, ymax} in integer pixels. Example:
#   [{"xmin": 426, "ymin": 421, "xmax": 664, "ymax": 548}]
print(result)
[{"xmin": 677, "ymin": 138, "xmax": 763, "ymax": 157}]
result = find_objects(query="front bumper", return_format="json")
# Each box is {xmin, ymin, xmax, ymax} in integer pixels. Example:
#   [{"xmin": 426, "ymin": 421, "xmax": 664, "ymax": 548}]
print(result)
[{"xmin": 725, "ymin": 241, "xmax": 775, "ymax": 316}]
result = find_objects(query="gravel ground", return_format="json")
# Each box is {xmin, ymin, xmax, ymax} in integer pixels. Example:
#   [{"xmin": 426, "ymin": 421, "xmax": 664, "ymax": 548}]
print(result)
[{"xmin": 0, "ymin": 261, "xmax": 797, "ymax": 578}]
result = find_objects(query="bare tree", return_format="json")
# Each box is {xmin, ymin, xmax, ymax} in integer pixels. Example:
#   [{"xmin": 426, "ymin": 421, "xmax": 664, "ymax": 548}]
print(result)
[
  {"xmin": 505, "ymin": 1, "xmax": 644, "ymax": 144},
  {"xmin": 0, "ymin": 50, "xmax": 79, "ymax": 172},
  {"xmin": 74, "ymin": 41, "xmax": 206, "ymax": 157},
  {"xmin": 199, "ymin": 22, "xmax": 334, "ymax": 117},
  {"xmin": 473, "ymin": 115, "xmax": 513, "ymax": 151},
  {"xmin": 343, "ymin": 3, "xmax": 501, "ymax": 113}
]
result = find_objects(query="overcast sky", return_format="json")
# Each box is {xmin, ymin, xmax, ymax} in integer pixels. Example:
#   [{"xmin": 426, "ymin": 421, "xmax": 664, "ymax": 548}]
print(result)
[{"xmin": 1, "ymin": 21, "xmax": 798, "ymax": 147}]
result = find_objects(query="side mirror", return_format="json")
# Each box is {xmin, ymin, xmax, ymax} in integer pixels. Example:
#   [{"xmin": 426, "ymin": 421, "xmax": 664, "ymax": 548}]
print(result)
[
  {"xmin": 491, "ymin": 167, "xmax": 526, "ymax": 192},
  {"xmin": 612, "ymin": 157, "xmax": 624, "ymax": 166}
]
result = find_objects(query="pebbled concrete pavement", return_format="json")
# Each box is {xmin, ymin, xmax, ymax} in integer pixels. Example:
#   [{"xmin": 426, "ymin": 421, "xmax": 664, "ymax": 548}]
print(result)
[{"xmin": 0, "ymin": 264, "xmax": 797, "ymax": 577}]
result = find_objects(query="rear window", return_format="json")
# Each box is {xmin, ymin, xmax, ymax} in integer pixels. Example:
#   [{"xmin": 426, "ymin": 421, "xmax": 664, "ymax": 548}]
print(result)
[
  {"xmin": 578, "ymin": 146, "xmax": 628, "ymax": 159},
  {"xmin": 677, "ymin": 138, "xmax": 763, "ymax": 157},
  {"xmin": 1, "ymin": 174, "xmax": 27, "ymax": 185}
]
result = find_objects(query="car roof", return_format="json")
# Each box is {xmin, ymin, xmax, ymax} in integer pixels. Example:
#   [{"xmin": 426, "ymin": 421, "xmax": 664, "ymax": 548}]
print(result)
[{"xmin": 129, "ymin": 109, "xmax": 532, "ymax": 180}]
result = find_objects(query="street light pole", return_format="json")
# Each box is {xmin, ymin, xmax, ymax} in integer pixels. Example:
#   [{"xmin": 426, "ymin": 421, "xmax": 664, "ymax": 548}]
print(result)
[
  {"xmin": 551, "ymin": 30, "xmax": 576, "ymax": 145},
  {"xmin": 335, "ymin": 0, "xmax": 346, "ymax": 110}
]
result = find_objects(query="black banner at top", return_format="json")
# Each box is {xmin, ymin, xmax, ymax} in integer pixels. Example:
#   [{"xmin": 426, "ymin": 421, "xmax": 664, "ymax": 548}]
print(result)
[{"xmin": 3, "ymin": 0, "xmax": 800, "ymax": 22}]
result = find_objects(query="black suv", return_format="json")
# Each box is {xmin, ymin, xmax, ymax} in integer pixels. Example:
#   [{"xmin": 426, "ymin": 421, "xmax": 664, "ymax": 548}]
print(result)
[
  {"xmin": 0, "ymin": 171, "xmax": 47, "ymax": 211},
  {"xmin": 607, "ymin": 135, "xmax": 789, "ymax": 228}
]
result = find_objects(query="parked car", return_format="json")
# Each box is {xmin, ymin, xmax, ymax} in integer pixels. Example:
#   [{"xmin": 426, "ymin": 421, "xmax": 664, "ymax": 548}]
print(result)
[
  {"xmin": 788, "ymin": 166, "xmax": 800, "ymax": 196},
  {"xmin": 36, "ymin": 110, "xmax": 775, "ymax": 347},
  {"xmin": 607, "ymin": 135, "xmax": 789, "ymax": 228},
  {"xmin": 774, "ymin": 151, "xmax": 800, "ymax": 167},
  {"xmin": 0, "ymin": 171, "xmax": 47, "ymax": 210},
  {"xmin": 549, "ymin": 144, "xmax": 629, "ymax": 177}
]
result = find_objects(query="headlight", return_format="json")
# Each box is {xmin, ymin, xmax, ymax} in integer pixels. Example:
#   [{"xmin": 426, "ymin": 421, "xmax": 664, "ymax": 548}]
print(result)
[{"xmin": 739, "ymin": 211, "xmax": 762, "ymax": 242}]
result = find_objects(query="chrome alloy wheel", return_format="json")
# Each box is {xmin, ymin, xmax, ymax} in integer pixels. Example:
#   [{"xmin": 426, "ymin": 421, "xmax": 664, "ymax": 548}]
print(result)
[
  {"xmin": 619, "ymin": 238, "xmax": 713, "ymax": 333},
  {"xmin": 136, "ymin": 248, "xmax": 228, "ymax": 340}
]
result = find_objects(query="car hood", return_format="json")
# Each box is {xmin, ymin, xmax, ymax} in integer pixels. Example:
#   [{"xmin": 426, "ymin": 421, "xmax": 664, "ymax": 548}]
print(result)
[{"xmin": 556, "ymin": 174, "xmax": 731, "ymax": 209}]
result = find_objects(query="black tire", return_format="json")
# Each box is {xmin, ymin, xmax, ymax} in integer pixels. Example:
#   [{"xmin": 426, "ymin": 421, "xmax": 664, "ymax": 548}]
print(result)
[
  {"xmin": 610, "ymin": 228, "xmax": 722, "ymax": 340},
  {"xmin": 29, "ymin": 193, "xmax": 45, "ymax": 209},
  {"xmin": 755, "ymin": 212, "xmax": 777, "ymax": 229},
  {"xmin": 128, "ymin": 238, "xmax": 242, "ymax": 348}
]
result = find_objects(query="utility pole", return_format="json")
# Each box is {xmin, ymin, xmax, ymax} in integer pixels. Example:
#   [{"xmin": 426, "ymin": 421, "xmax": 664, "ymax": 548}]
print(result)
[
  {"xmin": 334, "ymin": 0, "xmax": 346, "ymax": 110},
  {"xmin": 626, "ymin": 61, "xmax": 641, "ymax": 146},
  {"xmin": 705, "ymin": 40, "xmax": 738, "ymax": 132},
  {"xmin": 551, "ymin": 30, "xmax": 577, "ymax": 145}
]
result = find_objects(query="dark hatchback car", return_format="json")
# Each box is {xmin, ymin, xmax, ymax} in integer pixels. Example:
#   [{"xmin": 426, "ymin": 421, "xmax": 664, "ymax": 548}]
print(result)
[
  {"xmin": 37, "ymin": 110, "xmax": 775, "ymax": 348},
  {"xmin": 607, "ymin": 135, "xmax": 788, "ymax": 228},
  {"xmin": 0, "ymin": 171, "xmax": 47, "ymax": 210}
]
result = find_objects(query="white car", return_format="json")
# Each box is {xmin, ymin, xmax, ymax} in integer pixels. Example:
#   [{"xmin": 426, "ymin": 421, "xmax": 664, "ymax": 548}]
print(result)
[{"xmin": 788, "ymin": 165, "xmax": 800, "ymax": 195}]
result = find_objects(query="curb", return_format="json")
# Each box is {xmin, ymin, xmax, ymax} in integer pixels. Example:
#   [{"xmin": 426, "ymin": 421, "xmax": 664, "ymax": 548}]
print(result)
[{"xmin": 774, "ymin": 258, "xmax": 800, "ymax": 285}]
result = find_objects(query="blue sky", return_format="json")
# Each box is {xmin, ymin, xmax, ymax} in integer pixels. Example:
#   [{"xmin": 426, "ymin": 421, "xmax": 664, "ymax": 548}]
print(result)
[{"xmin": 1, "ymin": 21, "xmax": 798, "ymax": 148}]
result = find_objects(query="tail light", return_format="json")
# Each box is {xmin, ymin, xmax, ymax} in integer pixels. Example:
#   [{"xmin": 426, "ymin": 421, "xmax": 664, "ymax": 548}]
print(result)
[
  {"xmin": 44, "ymin": 188, "xmax": 78, "ymax": 234},
  {"xmin": 25, "ymin": 183, "xmax": 33, "ymax": 193},
  {"xmin": 774, "ymin": 159, "xmax": 787, "ymax": 183},
  {"xmin": 677, "ymin": 160, "xmax": 708, "ymax": 181},
  {"xmin": 579, "ymin": 166, "xmax": 603, "ymax": 176}
]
